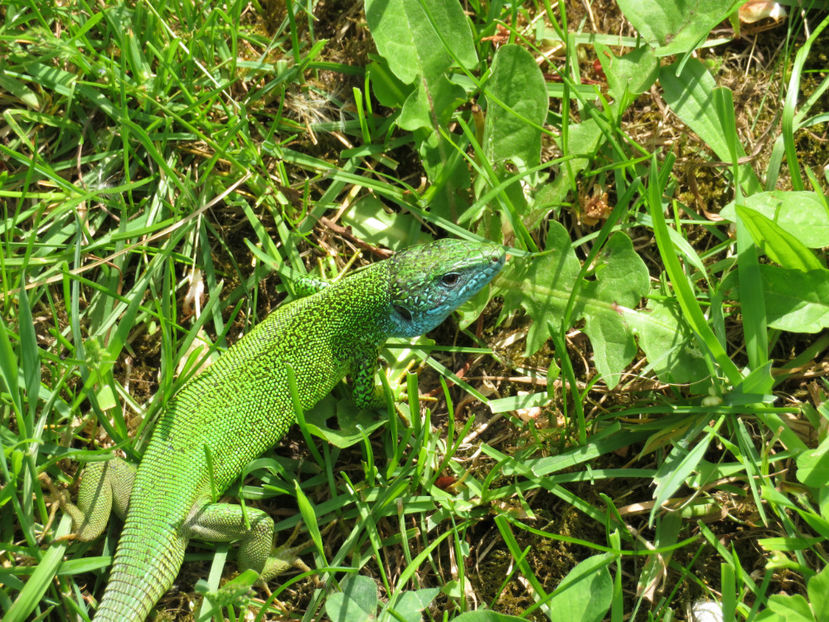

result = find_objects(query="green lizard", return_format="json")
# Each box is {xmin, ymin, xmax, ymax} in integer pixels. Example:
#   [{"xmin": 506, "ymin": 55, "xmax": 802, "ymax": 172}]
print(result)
[{"xmin": 66, "ymin": 238, "xmax": 505, "ymax": 621}]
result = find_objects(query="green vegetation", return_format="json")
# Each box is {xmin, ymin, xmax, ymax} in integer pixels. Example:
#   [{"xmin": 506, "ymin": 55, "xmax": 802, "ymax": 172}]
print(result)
[{"xmin": 1, "ymin": 0, "xmax": 827, "ymax": 620}]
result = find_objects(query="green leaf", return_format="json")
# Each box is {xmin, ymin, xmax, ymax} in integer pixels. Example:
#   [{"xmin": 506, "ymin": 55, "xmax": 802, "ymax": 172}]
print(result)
[
  {"xmin": 736, "ymin": 205, "xmax": 825, "ymax": 271},
  {"xmin": 597, "ymin": 43, "xmax": 658, "ymax": 115},
  {"xmin": 550, "ymin": 118, "xmax": 604, "ymax": 199},
  {"xmin": 96, "ymin": 384, "xmax": 117, "ymax": 411},
  {"xmin": 650, "ymin": 422, "xmax": 716, "ymax": 526},
  {"xmin": 631, "ymin": 295, "xmax": 709, "ymax": 385},
  {"xmin": 617, "ymin": 0, "xmax": 740, "ymax": 56},
  {"xmin": 367, "ymin": 57, "xmax": 411, "ymax": 108},
  {"xmin": 389, "ymin": 587, "xmax": 440, "ymax": 622},
  {"xmin": 20, "ymin": 273, "xmax": 40, "ymax": 443},
  {"xmin": 294, "ymin": 480, "xmax": 325, "ymax": 563},
  {"xmin": 735, "ymin": 362, "xmax": 774, "ymax": 396},
  {"xmin": 483, "ymin": 44, "xmax": 548, "ymax": 169},
  {"xmin": 325, "ymin": 575, "xmax": 378, "ymax": 622},
  {"xmin": 304, "ymin": 396, "xmax": 387, "ymax": 449},
  {"xmin": 418, "ymin": 129, "xmax": 472, "ymax": 206},
  {"xmin": 399, "ymin": 73, "xmax": 466, "ymax": 131},
  {"xmin": 796, "ymin": 435, "xmax": 829, "ymax": 488},
  {"xmin": 808, "ymin": 565, "xmax": 829, "ymax": 622},
  {"xmin": 340, "ymin": 195, "xmax": 431, "ymax": 249},
  {"xmin": 757, "ymin": 594, "xmax": 815, "ymax": 622},
  {"xmin": 546, "ymin": 554, "xmax": 613, "ymax": 622},
  {"xmin": 660, "ymin": 58, "xmax": 761, "ymax": 194},
  {"xmin": 0, "ymin": 307, "xmax": 22, "ymax": 419},
  {"xmin": 364, "ymin": 0, "xmax": 477, "ymax": 131},
  {"xmin": 196, "ymin": 569, "xmax": 257, "ymax": 615},
  {"xmin": 455, "ymin": 281, "xmax": 494, "ymax": 330},
  {"xmin": 581, "ymin": 233, "xmax": 650, "ymax": 389},
  {"xmin": 735, "ymin": 202, "xmax": 770, "ymax": 371},
  {"xmin": 646, "ymin": 155, "xmax": 742, "ymax": 385},
  {"xmin": 497, "ymin": 220, "xmax": 580, "ymax": 356},
  {"xmin": 487, "ymin": 391, "xmax": 550, "ymax": 414},
  {"xmin": 721, "ymin": 191, "xmax": 829, "ymax": 249},
  {"xmin": 758, "ymin": 266, "xmax": 829, "ymax": 333},
  {"xmin": 5, "ymin": 515, "xmax": 72, "ymax": 622},
  {"xmin": 453, "ymin": 612, "xmax": 526, "ymax": 622},
  {"xmin": 364, "ymin": 0, "xmax": 476, "ymax": 86},
  {"xmin": 496, "ymin": 222, "xmax": 656, "ymax": 387},
  {"xmin": 0, "ymin": 72, "xmax": 41, "ymax": 109}
]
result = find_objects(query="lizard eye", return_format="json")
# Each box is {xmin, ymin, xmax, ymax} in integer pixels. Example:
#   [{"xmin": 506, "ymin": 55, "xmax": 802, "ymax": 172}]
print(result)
[
  {"xmin": 441, "ymin": 272, "xmax": 461, "ymax": 287},
  {"xmin": 393, "ymin": 304, "xmax": 413, "ymax": 322}
]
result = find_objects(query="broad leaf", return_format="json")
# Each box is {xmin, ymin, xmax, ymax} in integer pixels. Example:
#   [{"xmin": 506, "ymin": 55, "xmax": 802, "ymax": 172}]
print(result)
[
  {"xmin": 758, "ymin": 266, "xmax": 829, "ymax": 333},
  {"xmin": 721, "ymin": 191, "xmax": 829, "ymax": 249},
  {"xmin": 618, "ymin": 0, "xmax": 740, "ymax": 56},
  {"xmin": 389, "ymin": 587, "xmax": 440, "ymax": 621},
  {"xmin": 796, "ymin": 435, "xmax": 829, "ymax": 488},
  {"xmin": 364, "ymin": 0, "xmax": 476, "ymax": 85},
  {"xmin": 497, "ymin": 220, "xmax": 580, "ymax": 357},
  {"xmin": 549, "ymin": 118, "xmax": 604, "ymax": 201},
  {"xmin": 341, "ymin": 195, "xmax": 431, "ymax": 249},
  {"xmin": 365, "ymin": 0, "xmax": 477, "ymax": 131},
  {"xmin": 399, "ymin": 73, "xmax": 466, "ymax": 131},
  {"xmin": 483, "ymin": 44, "xmax": 548, "ymax": 169},
  {"xmin": 325, "ymin": 575, "xmax": 377, "ymax": 622},
  {"xmin": 660, "ymin": 58, "xmax": 761, "ymax": 194},
  {"xmin": 496, "ymin": 222, "xmax": 655, "ymax": 388},
  {"xmin": 736, "ymin": 204, "xmax": 825, "ymax": 271},
  {"xmin": 756, "ymin": 594, "xmax": 815, "ymax": 622},
  {"xmin": 305, "ymin": 396, "xmax": 387, "ymax": 449},
  {"xmin": 808, "ymin": 565, "xmax": 829, "ymax": 622},
  {"xmin": 597, "ymin": 43, "xmax": 658, "ymax": 115},
  {"xmin": 547, "ymin": 554, "xmax": 614, "ymax": 622},
  {"xmin": 367, "ymin": 56, "xmax": 411, "ymax": 108},
  {"xmin": 630, "ymin": 295, "xmax": 709, "ymax": 385},
  {"xmin": 581, "ymin": 233, "xmax": 650, "ymax": 388}
]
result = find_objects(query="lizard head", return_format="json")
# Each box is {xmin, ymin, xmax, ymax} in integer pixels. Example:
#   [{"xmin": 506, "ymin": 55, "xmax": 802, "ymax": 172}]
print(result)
[{"xmin": 386, "ymin": 238, "xmax": 505, "ymax": 337}]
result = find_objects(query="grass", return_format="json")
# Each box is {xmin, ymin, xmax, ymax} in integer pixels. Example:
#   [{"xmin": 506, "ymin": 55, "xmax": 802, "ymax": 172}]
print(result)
[{"xmin": 1, "ymin": 0, "xmax": 828, "ymax": 621}]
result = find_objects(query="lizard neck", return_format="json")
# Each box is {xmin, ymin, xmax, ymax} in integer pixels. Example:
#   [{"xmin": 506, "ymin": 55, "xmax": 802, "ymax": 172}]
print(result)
[{"xmin": 320, "ymin": 261, "xmax": 398, "ymax": 346}]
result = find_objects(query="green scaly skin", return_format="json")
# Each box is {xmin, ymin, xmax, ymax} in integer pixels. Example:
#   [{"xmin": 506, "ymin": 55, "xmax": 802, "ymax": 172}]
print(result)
[{"xmin": 67, "ymin": 238, "xmax": 505, "ymax": 621}]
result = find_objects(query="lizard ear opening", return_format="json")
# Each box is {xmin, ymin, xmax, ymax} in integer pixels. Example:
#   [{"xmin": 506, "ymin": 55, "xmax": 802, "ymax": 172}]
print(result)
[{"xmin": 392, "ymin": 303, "xmax": 413, "ymax": 323}]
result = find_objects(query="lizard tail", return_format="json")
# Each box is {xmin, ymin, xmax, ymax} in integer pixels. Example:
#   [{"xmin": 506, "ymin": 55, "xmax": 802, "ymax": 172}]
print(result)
[{"xmin": 92, "ymin": 520, "xmax": 187, "ymax": 622}]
